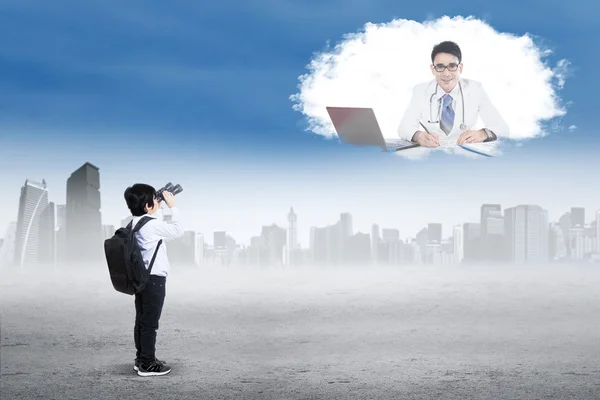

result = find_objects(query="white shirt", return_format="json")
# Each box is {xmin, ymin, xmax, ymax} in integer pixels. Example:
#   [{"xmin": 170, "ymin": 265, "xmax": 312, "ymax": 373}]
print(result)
[
  {"xmin": 131, "ymin": 207, "xmax": 185, "ymax": 277},
  {"xmin": 397, "ymin": 78, "xmax": 509, "ymax": 143}
]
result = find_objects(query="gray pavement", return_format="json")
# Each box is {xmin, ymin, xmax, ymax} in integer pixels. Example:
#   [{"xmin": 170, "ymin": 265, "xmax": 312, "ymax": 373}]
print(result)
[{"xmin": 1, "ymin": 264, "xmax": 599, "ymax": 399}]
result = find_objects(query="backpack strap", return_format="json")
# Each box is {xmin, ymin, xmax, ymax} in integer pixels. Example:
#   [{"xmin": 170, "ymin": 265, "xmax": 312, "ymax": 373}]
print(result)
[
  {"xmin": 131, "ymin": 215, "xmax": 163, "ymax": 275},
  {"xmin": 132, "ymin": 216, "xmax": 154, "ymax": 233},
  {"xmin": 147, "ymin": 240, "xmax": 163, "ymax": 274}
]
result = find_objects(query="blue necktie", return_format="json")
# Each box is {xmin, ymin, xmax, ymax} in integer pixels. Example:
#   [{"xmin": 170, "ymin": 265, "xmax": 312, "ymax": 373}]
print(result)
[{"xmin": 440, "ymin": 94, "xmax": 455, "ymax": 135}]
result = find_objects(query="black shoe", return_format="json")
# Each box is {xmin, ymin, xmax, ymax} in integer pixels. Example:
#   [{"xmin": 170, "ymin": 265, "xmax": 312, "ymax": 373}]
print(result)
[
  {"xmin": 137, "ymin": 360, "xmax": 172, "ymax": 377},
  {"xmin": 134, "ymin": 358, "xmax": 166, "ymax": 372}
]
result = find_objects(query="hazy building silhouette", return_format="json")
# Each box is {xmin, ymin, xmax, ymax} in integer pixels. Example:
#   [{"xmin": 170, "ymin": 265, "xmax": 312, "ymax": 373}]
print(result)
[
  {"xmin": 213, "ymin": 231, "xmax": 228, "ymax": 265},
  {"xmin": 505, "ymin": 205, "xmax": 549, "ymax": 264},
  {"xmin": 65, "ymin": 162, "xmax": 102, "ymax": 264},
  {"xmin": 285, "ymin": 207, "xmax": 299, "ymax": 266},
  {"xmin": 371, "ymin": 224, "xmax": 379, "ymax": 264},
  {"xmin": 453, "ymin": 225, "xmax": 464, "ymax": 264},
  {"xmin": 38, "ymin": 201, "xmax": 56, "ymax": 265},
  {"xmin": 382, "ymin": 229, "xmax": 400, "ymax": 243},
  {"xmin": 596, "ymin": 210, "xmax": 600, "ymax": 254},
  {"xmin": 462, "ymin": 223, "xmax": 481, "ymax": 262},
  {"xmin": 416, "ymin": 227, "xmax": 428, "ymax": 262},
  {"xmin": 14, "ymin": 179, "xmax": 50, "ymax": 267},
  {"xmin": 481, "ymin": 204, "xmax": 502, "ymax": 236},
  {"xmin": 549, "ymin": 223, "xmax": 567, "ymax": 260},
  {"xmin": 427, "ymin": 223, "xmax": 442, "ymax": 244},
  {"xmin": 340, "ymin": 213, "xmax": 353, "ymax": 238},
  {"xmin": 56, "ymin": 204, "xmax": 67, "ymax": 263},
  {"xmin": 311, "ymin": 223, "xmax": 341, "ymax": 266},
  {"xmin": 102, "ymin": 225, "xmax": 115, "ymax": 240},
  {"xmin": 194, "ymin": 233, "xmax": 204, "ymax": 266},
  {"xmin": 571, "ymin": 207, "xmax": 585, "ymax": 228},
  {"xmin": 168, "ymin": 230, "xmax": 196, "ymax": 266},
  {"xmin": 121, "ymin": 215, "xmax": 133, "ymax": 228},
  {"xmin": 0, "ymin": 222, "xmax": 17, "ymax": 268},
  {"xmin": 261, "ymin": 224, "xmax": 286, "ymax": 266},
  {"xmin": 558, "ymin": 212, "xmax": 571, "ymax": 258},
  {"xmin": 344, "ymin": 232, "xmax": 371, "ymax": 264}
]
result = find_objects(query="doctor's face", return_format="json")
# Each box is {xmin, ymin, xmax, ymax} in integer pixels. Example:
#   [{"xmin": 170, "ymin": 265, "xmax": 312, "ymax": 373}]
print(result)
[{"xmin": 431, "ymin": 52, "xmax": 463, "ymax": 93}]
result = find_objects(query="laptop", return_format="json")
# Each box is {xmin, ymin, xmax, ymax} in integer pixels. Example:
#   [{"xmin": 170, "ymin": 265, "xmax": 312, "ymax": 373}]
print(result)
[{"xmin": 326, "ymin": 106, "xmax": 420, "ymax": 152}]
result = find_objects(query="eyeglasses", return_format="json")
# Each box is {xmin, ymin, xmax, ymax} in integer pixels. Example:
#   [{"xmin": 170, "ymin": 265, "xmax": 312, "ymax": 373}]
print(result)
[{"xmin": 433, "ymin": 63, "xmax": 459, "ymax": 72}]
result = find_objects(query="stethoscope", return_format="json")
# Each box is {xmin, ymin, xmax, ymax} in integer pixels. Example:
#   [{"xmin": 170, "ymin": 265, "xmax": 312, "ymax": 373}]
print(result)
[{"xmin": 428, "ymin": 81, "xmax": 467, "ymax": 130}]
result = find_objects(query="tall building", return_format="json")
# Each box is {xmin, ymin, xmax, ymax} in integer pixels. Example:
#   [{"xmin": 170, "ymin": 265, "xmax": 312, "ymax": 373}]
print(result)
[
  {"xmin": 505, "ymin": 205, "xmax": 549, "ymax": 264},
  {"xmin": 38, "ymin": 201, "xmax": 56, "ymax": 265},
  {"xmin": 66, "ymin": 162, "xmax": 103, "ymax": 263},
  {"xmin": 102, "ymin": 225, "xmax": 115, "ymax": 240},
  {"xmin": 453, "ymin": 225, "xmax": 464, "ymax": 264},
  {"xmin": 427, "ymin": 223, "xmax": 442, "ymax": 244},
  {"xmin": 214, "ymin": 231, "xmax": 226, "ymax": 249},
  {"xmin": 571, "ymin": 207, "xmax": 585, "ymax": 228},
  {"xmin": 285, "ymin": 207, "xmax": 298, "ymax": 266},
  {"xmin": 14, "ymin": 179, "xmax": 51, "ymax": 267},
  {"xmin": 213, "ymin": 231, "xmax": 227, "ymax": 265},
  {"xmin": 549, "ymin": 223, "xmax": 567, "ymax": 260},
  {"xmin": 0, "ymin": 222, "xmax": 18, "ymax": 268},
  {"xmin": 558, "ymin": 212, "xmax": 571, "ymax": 257},
  {"xmin": 596, "ymin": 210, "xmax": 600, "ymax": 254},
  {"xmin": 382, "ymin": 229, "xmax": 400, "ymax": 243},
  {"xmin": 168, "ymin": 231, "xmax": 196, "ymax": 266},
  {"xmin": 56, "ymin": 204, "xmax": 67, "ymax": 263},
  {"xmin": 481, "ymin": 204, "xmax": 502, "ymax": 236},
  {"xmin": 340, "ymin": 213, "xmax": 353, "ymax": 238},
  {"xmin": 121, "ymin": 215, "xmax": 133, "ymax": 228},
  {"xmin": 261, "ymin": 224, "xmax": 286, "ymax": 266},
  {"xmin": 195, "ymin": 233, "xmax": 204, "ymax": 266},
  {"xmin": 344, "ymin": 232, "xmax": 371, "ymax": 264},
  {"xmin": 371, "ymin": 224, "xmax": 380, "ymax": 264},
  {"xmin": 462, "ymin": 222, "xmax": 481, "ymax": 261}
]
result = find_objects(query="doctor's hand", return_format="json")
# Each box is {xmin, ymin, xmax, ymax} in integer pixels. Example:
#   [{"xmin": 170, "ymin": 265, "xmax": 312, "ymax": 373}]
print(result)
[
  {"xmin": 414, "ymin": 131, "xmax": 440, "ymax": 148},
  {"xmin": 457, "ymin": 129, "xmax": 487, "ymax": 145}
]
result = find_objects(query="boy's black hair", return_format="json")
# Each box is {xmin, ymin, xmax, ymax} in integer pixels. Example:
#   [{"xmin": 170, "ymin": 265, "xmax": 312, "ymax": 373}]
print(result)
[
  {"xmin": 431, "ymin": 41, "xmax": 462, "ymax": 64},
  {"xmin": 124, "ymin": 183, "xmax": 156, "ymax": 217}
]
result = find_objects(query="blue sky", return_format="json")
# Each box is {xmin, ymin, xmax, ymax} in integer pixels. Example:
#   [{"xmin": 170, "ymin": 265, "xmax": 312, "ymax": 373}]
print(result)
[{"xmin": 1, "ymin": 0, "xmax": 599, "ymax": 243}]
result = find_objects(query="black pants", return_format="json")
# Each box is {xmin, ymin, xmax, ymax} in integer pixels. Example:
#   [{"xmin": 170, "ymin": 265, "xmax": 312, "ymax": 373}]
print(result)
[{"xmin": 134, "ymin": 275, "xmax": 166, "ymax": 365}]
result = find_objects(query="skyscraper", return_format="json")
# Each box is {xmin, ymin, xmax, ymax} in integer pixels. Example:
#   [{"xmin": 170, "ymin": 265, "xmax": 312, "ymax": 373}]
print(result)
[
  {"xmin": 505, "ymin": 205, "xmax": 549, "ymax": 264},
  {"xmin": 56, "ymin": 204, "xmax": 67, "ymax": 263},
  {"xmin": 0, "ymin": 222, "xmax": 17, "ymax": 268},
  {"xmin": 65, "ymin": 162, "xmax": 102, "ymax": 264},
  {"xmin": 371, "ymin": 224, "xmax": 379, "ymax": 264},
  {"xmin": 286, "ymin": 207, "xmax": 298, "ymax": 265},
  {"xmin": 382, "ymin": 229, "xmax": 400, "ymax": 243},
  {"xmin": 38, "ymin": 201, "xmax": 56, "ymax": 265},
  {"xmin": 481, "ymin": 204, "xmax": 502, "ymax": 236},
  {"xmin": 427, "ymin": 223, "xmax": 442, "ymax": 244},
  {"xmin": 596, "ymin": 210, "xmax": 600, "ymax": 254},
  {"xmin": 453, "ymin": 225, "xmax": 464, "ymax": 264},
  {"xmin": 14, "ymin": 179, "xmax": 50, "ymax": 267},
  {"xmin": 340, "ymin": 213, "xmax": 353, "ymax": 238},
  {"xmin": 571, "ymin": 207, "xmax": 585, "ymax": 228},
  {"xmin": 462, "ymin": 223, "xmax": 481, "ymax": 261}
]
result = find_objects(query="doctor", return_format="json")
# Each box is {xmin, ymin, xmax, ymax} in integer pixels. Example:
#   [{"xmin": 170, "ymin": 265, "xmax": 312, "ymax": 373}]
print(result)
[{"xmin": 397, "ymin": 41, "xmax": 509, "ymax": 148}]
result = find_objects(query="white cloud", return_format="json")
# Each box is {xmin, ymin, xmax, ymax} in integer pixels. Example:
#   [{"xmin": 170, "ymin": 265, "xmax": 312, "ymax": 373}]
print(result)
[
  {"xmin": 290, "ymin": 15, "xmax": 569, "ymax": 159},
  {"xmin": 568, "ymin": 125, "xmax": 577, "ymax": 132}
]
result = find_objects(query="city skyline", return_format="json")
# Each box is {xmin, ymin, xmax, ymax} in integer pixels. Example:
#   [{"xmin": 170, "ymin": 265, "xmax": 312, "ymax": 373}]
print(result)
[
  {"xmin": 1, "ymin": 162, "xmax": 599, "ymax": 268},
  {"xmin": 2, "ymin": 174, "xmax": 600, "ymax": 249}
]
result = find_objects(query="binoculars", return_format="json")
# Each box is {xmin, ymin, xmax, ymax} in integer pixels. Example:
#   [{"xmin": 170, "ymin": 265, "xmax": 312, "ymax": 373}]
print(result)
[{"xmin": 156, "ymin": 182, "xmax": 183, "ymax": 203}]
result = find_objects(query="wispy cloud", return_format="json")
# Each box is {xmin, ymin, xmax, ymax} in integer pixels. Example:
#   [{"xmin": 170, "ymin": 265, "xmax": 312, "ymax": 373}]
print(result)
[{"xmin": 290, "ymin": 15, "xmax": 570, "ymax": 158}]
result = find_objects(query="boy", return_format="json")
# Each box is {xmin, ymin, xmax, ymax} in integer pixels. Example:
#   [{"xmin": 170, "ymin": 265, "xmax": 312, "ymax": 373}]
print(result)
[{"xmin": 124, "ymin": 183, "xmax": 184, "ymax": 377}]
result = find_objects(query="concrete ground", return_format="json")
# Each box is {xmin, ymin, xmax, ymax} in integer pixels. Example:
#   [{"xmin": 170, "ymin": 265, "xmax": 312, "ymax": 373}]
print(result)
[{"xmin": 1, "ymin": 264, "xmax": 599, "ymax": 399}]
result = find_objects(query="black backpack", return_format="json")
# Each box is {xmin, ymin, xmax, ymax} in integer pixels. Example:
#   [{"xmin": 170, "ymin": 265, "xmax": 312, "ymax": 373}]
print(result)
[{"xmin": 104, "ymin": 216, "xmax": 162, "ymax": 295}]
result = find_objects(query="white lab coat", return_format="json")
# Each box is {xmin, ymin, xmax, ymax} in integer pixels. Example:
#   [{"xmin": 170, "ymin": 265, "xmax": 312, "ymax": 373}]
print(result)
[{"xmin": 397, "ymin": 78, "xmax": 509, "ymax": 143}]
